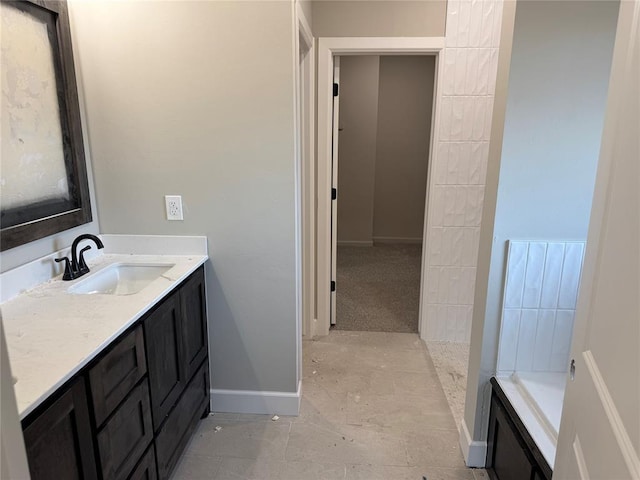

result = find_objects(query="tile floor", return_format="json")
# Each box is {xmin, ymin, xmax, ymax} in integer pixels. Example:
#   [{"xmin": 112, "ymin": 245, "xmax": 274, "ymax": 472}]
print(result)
[
  {"xmin": 425, "ymin": 342, "xmax": 470, "ymax": 431},
  {"xmin": 173, "ymin": 331, "xmax": 487, "ymax": 480}
]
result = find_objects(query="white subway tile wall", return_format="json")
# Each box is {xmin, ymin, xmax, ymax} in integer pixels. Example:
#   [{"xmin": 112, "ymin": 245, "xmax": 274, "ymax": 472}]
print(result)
[
  {"xmin": 496, "ymin": 241, "xmax": 586, "ymax": 375},
  {"xmin": 425, "ymin": 0, "xmax": 504, "ymax": 342}
]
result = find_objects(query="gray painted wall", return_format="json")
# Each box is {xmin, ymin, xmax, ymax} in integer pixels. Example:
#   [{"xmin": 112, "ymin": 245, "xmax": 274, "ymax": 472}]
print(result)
[
  {"xmin": 374, "ymin": 56, "xmax": 434, "ymax": 242},
  {"xmin": 464, "ymin": 0, "xmax": 619, "ymax": 452},
  {"xmin": 299, "ymin": 0, "xmax": 313, "ymax": 29},
  {"xmin": 70, "ymin": 0, "xmax": 299, "ymax": 394},
  {"xmin": 312, "ymin": 0, "xmax": 446, "ymax": 37},
  {"xmin": 495, "ymin": 1, "xmax": 618, "ymax": 242},
  {"xmin": 337, "ymin": 56, "xmax": 380, "ymax": 244}
]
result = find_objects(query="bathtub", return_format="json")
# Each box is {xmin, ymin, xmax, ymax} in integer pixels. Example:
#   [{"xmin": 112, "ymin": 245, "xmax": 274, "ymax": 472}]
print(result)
[{"xmin": 494, "ymin": 371, "xmax": 567, "ymax": 469}]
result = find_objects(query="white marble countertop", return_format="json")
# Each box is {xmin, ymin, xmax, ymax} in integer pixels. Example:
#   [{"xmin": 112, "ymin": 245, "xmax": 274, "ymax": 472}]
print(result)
[{"xmin": 1, "ymin": 237, "xmax": 208, "ymax": 420}]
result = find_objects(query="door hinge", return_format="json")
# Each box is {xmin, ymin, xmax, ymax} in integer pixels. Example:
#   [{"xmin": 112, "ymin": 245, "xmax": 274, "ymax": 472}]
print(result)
[
  {"xmin": 333, "ymin": 83, "xmax": 339, "ymax": 97},
  {"xmin": 331, "ymin": 281, "xmax": 336, "ymax": 292},
  {"xmin": 331, "ymin": 188, "xmax": 337, "ymax": 200}
]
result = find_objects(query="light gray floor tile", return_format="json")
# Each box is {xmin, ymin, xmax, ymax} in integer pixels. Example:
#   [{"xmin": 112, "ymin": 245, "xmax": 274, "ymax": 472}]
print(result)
[
  {"xmin": 345, "ymin": 464, "xmax": 476, "ymax": 480},
  {"xmin": 420, "ymin": 466, "xmax": 477, "ymax": 480},
  {"xmin": 210, "ymin": 412, "xmax": 240, "ymax": 421},
  {"xmin": 471, "ymin": 468, "xmax": 490, "ymax": 479},
  {"xmin": 315, "ymin": 331, "xmax": 425, "ymax": 350},
  {"xmin": 405, "ymin": 429, "xmax": 467, "ymax": 469},
  {"xmin": 176, "ymin": 331, "xmax": 478, "ymax": 480},
  {"xmin": 304, "ymin": 361, "xmax": 397, "ymax": 396},
  {"xmin": 214, "ymin": 457, "xmax": 284, "ymax": 480},
  {"xmin": 172, "ymin": 454, "xmax": 221, "ymax": 479},
  {"xmin": 234, "ymin": 413, "xmax": 279, "ymax": 422},
  {"xmin": 293, "ymin": 383, "xmax": 348, "ymax": 425},
  {"xmin": 392, "ymin": 370, "xmax": 448, "ymax": 397},
  {"xmin": 278, "ymin": 461, "xmax": 347, "ymax": 480},
  {"xmin": 346, "ymin": 392, "xmax": 457, "ymax": 431},
  {"xmin": 344, "ymin": 464, "xmax": 422, "ymax": 480},
  {"xmin": 186, "ymin": 418, "xmax": 291, "ymax": 460},
  {"xmin": 285, "ymin": 422, "xmax": 408, "ymax": 466},
  {"xmin": 426, "ymin": 341, "xmax": 470, "ymax": 431},
  {"xmin": 351, "ymin": 346, "xmax": 432, "ymax": 373}
]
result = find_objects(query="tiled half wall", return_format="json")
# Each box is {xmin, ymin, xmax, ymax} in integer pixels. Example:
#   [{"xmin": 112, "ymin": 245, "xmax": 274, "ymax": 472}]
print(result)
[
  {"xmin": 497, "ymin": 240, "xmax": 586, "ymax": 375},
  {"xmin": 424, "ymin": 0, "xmax": 504, "ymax": 342}
]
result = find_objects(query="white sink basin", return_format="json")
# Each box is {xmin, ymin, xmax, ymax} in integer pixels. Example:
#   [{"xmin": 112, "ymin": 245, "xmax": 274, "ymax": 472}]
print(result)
[{"xmin": 68, "ymin": 263, "xmax": 174, "ymax": 295}]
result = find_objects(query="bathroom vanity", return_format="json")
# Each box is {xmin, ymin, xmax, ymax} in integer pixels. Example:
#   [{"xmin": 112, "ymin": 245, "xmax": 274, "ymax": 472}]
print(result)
[{"xmin": 1, "ymin": 235, "xmax": 209, "ymax": 480}]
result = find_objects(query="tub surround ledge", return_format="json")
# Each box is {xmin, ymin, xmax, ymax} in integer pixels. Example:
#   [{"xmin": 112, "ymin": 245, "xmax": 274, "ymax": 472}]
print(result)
[
  {"xmin": 0, "ymin": 235, "xmax": 208, "ymax": 420},
  {"xmin": 491, "ymin": 376, "xmax": 555, "ymax": 475}
]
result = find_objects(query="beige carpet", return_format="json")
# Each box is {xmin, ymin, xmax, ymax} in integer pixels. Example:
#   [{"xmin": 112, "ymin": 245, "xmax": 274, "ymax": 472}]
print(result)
[{"xmin": 335, "ymin": 244, "xmax": 422, "ymax": 333}]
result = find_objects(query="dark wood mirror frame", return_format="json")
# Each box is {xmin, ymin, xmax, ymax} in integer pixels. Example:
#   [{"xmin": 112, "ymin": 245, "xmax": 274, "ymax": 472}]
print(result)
[{"xmin": 1, "ymin": 0, "xmax": 92, "ymax": 251}]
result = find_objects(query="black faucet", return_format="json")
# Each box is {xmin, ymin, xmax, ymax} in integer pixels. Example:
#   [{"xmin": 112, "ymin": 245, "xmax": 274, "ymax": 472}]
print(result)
[{"xmin": 55, "ymin": 234, "xmax": 105, "ymax": 281}]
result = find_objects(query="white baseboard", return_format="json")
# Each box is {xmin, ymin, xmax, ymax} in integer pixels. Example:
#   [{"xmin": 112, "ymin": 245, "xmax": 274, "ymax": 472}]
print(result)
[
  {"xmin": 337, "ymin": 240, "xmax": 373, "ymax": 247},
  {"xmin": 459, "ymin": 418, "xmax": 487, "ymax": 467},
  {"xmin": 373, "ymin": 236, "xmax": 422, "ymax": 245},
  {"xmin": 210, "ymin": 381, "xmax": 301, "ymax": 416}
]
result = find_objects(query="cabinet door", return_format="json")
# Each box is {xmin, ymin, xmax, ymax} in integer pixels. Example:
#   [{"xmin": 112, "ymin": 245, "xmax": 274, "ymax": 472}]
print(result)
[
  {"xmin": 23, "ymin": 378, "xmax": 97, "ymax": 480},
  {"xmin": 486, "ymin": 394, "xmax": 537, "ymax": 480},
  {"xmin": 89, "ymin": 325, "xmax": 147, "ymax": 427},
  {"xmin": 97, "ymin": 381, "xmax": 153, "ymax": 480},
  {"xmin": 180, "ymin": 267, "xmax": 208, "ymax": 381},
  {"xmin": 144, "ymin": 291, "xmax": 186, "ymax": 430},
  {"xmin": 155, "ymin": 362, "xmax": 209, "ymax": 480}
]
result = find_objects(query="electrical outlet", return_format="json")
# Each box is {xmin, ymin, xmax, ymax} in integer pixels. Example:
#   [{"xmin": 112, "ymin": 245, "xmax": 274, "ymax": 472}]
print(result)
[{"xmin": 165, "ymin": 195, "xmax": 183, "ymax": 220}]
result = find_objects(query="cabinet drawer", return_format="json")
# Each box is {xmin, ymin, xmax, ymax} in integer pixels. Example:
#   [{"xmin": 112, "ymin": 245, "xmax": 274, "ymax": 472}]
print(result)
[
  {"xmin": 155, "ymin": 361, "xmax": 209, "ymax": 480},
  {"xmin": 97, "ymin": 381, "xmax": 153, "ymax": 480},
  {"xmin": 128, "ymin": 445, "xmax": 158, "ymax": 480},
  {"xmin": 90, "ymin": 326, "xmax": 147, "ymax": 426}
]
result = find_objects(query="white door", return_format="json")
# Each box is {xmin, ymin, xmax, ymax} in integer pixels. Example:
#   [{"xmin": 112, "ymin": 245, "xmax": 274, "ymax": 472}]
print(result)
[
  {"xmin": 553, "ymin": 2, "xmax": 640, "ymax": 478},
  {"xmin": 330, "ymin": 56, "xmax": 340, "ymax": 325}
]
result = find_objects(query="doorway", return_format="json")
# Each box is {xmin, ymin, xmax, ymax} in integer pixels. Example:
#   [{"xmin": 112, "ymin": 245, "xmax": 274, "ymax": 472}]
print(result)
[
  {"xmin": 316, "ymin": 37, "xmax": 445, "ymax": 338},
  {"xmin": 332, "ymin": 55, "xmax": 436, "ymax": 333}
]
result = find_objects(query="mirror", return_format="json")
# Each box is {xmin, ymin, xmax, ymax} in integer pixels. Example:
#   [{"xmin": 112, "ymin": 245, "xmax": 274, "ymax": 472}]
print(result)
[{"xmin": 1, "ymin": 0, "xmax": 92, "ymax": 251}]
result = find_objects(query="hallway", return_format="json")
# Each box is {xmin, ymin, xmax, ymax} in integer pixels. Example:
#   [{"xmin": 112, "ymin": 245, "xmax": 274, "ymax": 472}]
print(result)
[{"xmin": 173, "ymin": 331, "xmax": 485, "ymax": 479}]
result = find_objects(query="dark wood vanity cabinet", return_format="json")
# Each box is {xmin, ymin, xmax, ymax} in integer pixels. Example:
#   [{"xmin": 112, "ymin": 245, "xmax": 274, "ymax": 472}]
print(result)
[
  {"xmin": 145, "ymin": 267, "xmax": 209, "ymax": 480},
  {"xmin": 23, "ymin": 378, "xmax": 98, "ymax": 480},
  {"xmin": 22, "ymin": 266, "xmax": 209, "ymax": 480}
]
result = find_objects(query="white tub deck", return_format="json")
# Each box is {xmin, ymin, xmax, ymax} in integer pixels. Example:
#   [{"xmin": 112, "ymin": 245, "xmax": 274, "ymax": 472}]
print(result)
[{"xmin": 495, "ymin": 371, "xmax": 567, "ymax": 469}]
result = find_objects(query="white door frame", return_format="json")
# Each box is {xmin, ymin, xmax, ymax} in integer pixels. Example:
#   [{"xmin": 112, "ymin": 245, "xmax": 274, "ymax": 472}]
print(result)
[
  {"xmin": 295, "ymin": 4, "xmax": 315, "ymax": 343},
  {"xmin": 316, "ymin": 37, "xmax": 445, "ymax": 337}
]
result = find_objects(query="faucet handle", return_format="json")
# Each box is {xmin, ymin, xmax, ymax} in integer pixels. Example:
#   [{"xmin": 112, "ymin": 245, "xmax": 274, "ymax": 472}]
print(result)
[
  {"xmin": 55, "ymin": 257, "xmax": 74, "ymax": 281},
  {"xmin": 77, "ymin": 245, "xmax": 92, "ymax": 275}
]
